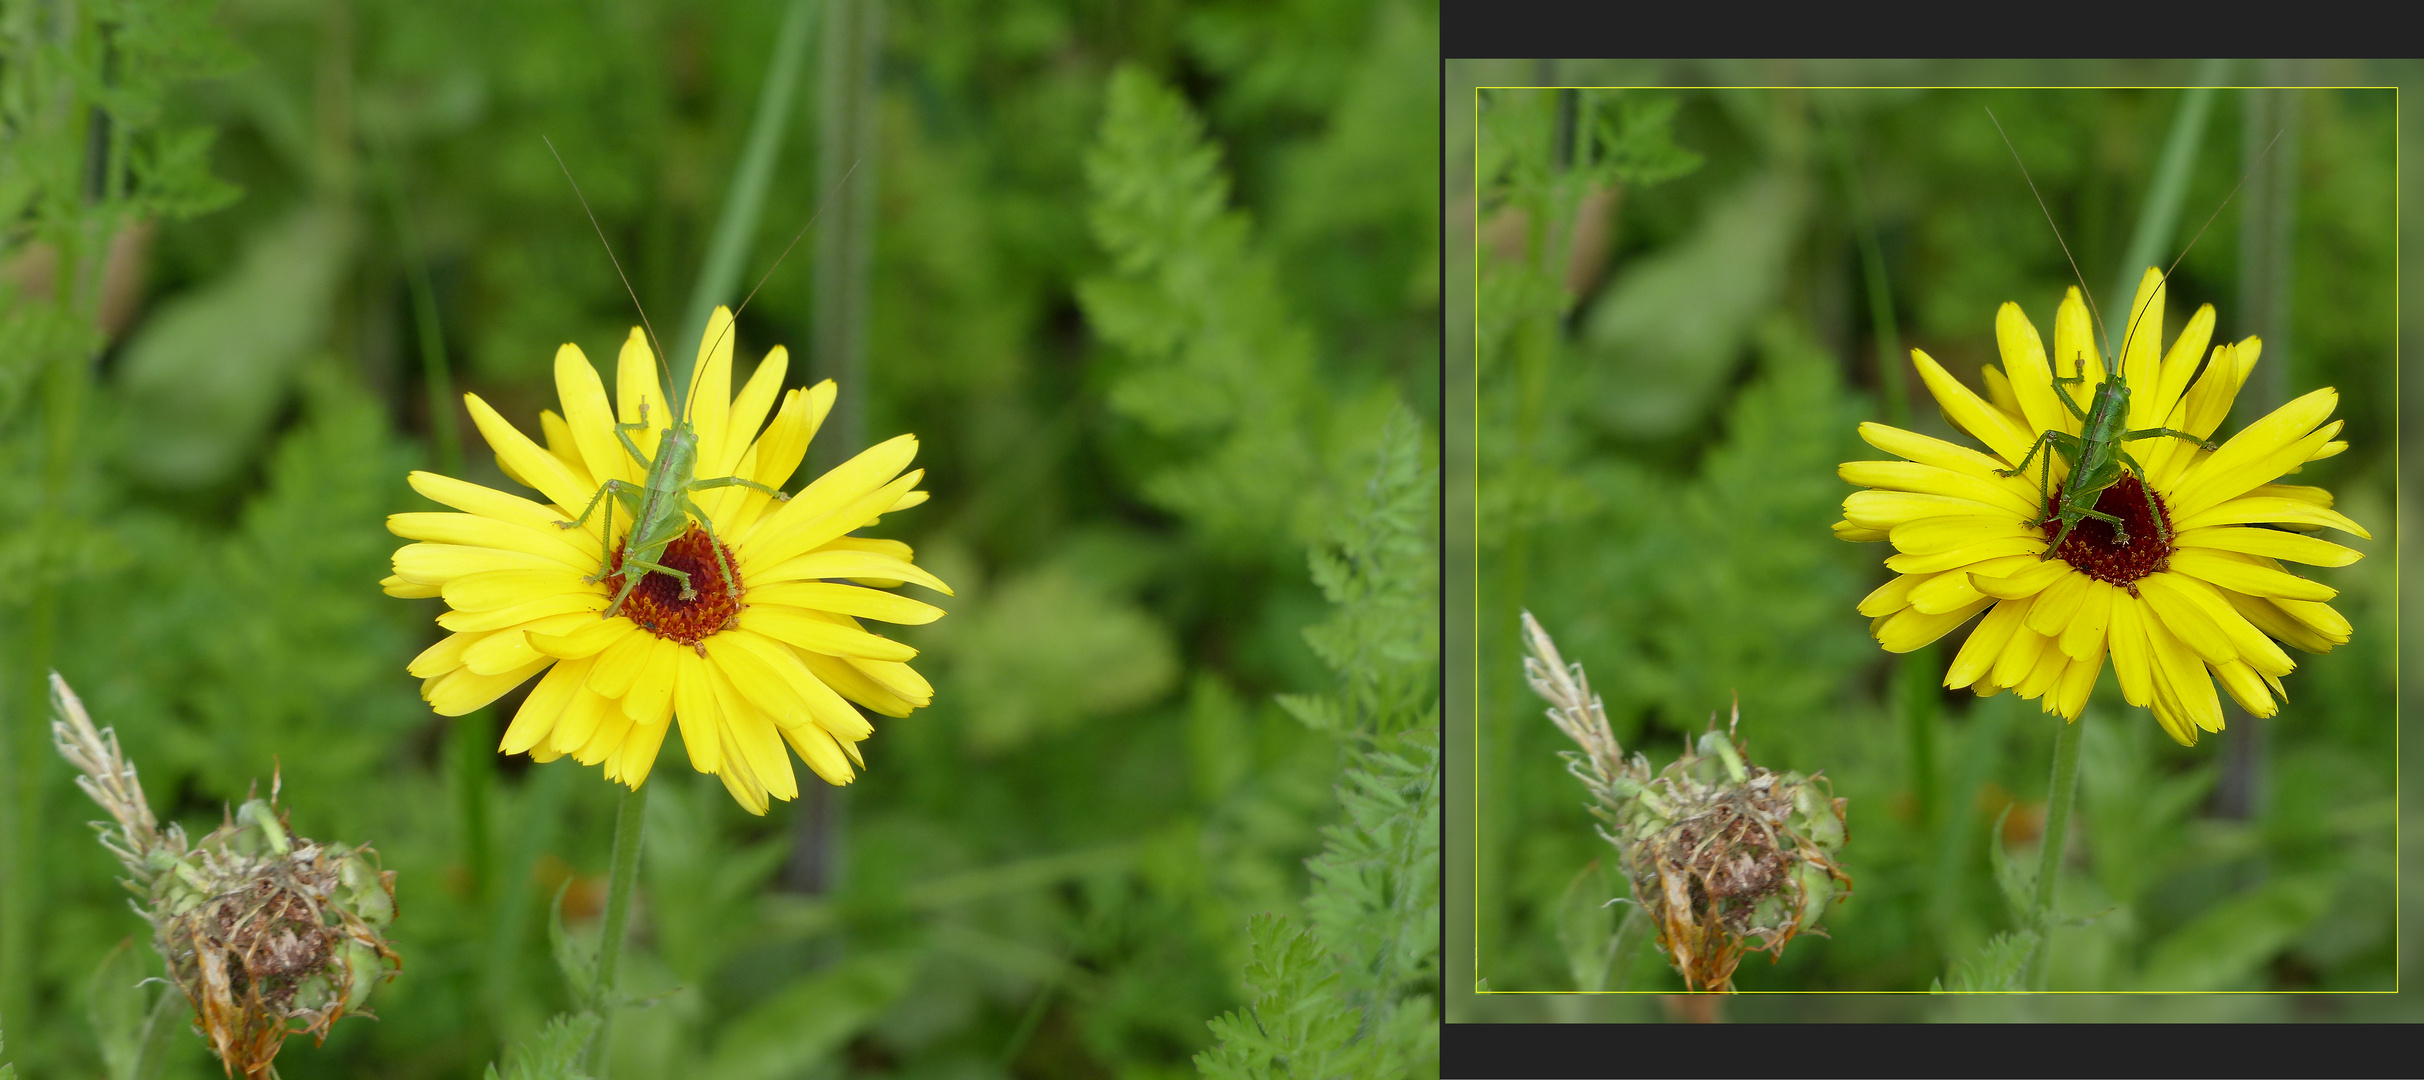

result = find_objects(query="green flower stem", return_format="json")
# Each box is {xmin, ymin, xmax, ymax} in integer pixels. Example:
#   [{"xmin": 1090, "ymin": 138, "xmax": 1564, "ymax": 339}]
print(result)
[
  {"xmin": 674, "ymin": 0, "xmax": 820, "ymax": 390},
  {"xmin": 2108, "ymin": 61, "xmax": 2229, "ymax": 330},
  {"xmin": 2025, "ymin": 715, "xmax": 2083, "ymax": 990},
  {"xmin": 585, "ymin": 781, "xmax": 649, "ymax": 1075}
]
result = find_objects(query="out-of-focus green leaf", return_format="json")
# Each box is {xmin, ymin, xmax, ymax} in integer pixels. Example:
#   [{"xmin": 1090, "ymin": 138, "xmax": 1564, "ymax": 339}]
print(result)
[
  {"xmin": 114, "ymin": 204, "xmax": 355, "ymax": 488},
  {"xmin": 703, "ymin": 952, "xmax": 918, "ymax": 1080},
  {"xmin": 2135, "ymin": 875, "xmax": 2335, "ymax": 992},
  {"xmin": 1552, "ymin": 861, "xmax": 1617, "ymax": 992},
  {"xmin": 1576, "ymin": 172, "xmax": 1807, "ymax": 439},
  {"xmin": 930, "ymin": 562, "xmax": 1178, "ymax": 754}
]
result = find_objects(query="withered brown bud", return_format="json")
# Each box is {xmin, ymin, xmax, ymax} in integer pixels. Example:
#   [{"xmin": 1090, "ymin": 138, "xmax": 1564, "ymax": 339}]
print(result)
[
  {"xmin": 51, "ymin": 674, "xmax": 400, "ymax": 1078},
  {"xmin": 1521, "ymin": 613, "xmax": 1850, "ymax": 993}
]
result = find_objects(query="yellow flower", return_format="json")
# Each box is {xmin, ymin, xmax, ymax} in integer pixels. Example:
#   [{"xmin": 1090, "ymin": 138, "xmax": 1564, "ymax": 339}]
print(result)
[
  {"xmin": 382, "ymin": 308, "xmax": 950, "ymax": 811},
  {"xmin": 1839, "ymin": 269, "xmax": 2367, "ymax": 745}
]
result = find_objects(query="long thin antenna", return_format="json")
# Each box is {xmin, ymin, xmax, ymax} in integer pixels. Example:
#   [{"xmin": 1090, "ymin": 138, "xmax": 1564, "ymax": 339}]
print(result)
[
  {"xmin": 2113, "ymin": 126, "xmax": 2285, "ymax": 370},
  {"xmin": 684, "ymin": 157, "xmax": 863, "ymax": 415},
  {"xmin": 1988, "ymin": 106, "xmax": 2106, "ymax": 371},
  {"xmin": 544, "ymin": 135, "xmax": 671, "ymax": 390}
]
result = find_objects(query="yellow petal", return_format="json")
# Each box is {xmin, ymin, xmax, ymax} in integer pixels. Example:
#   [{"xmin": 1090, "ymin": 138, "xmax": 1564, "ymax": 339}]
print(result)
[
  {"xmin": 2271, "ymin": 598, "xmax": 2352, "ymax": 646},
  {"xmin": 1995, "ymin": 302, "xmax": 2075, "ymax": 438},
  {"xmin": 442, "ymin": 568, "xmax": 595, "ymax": 612},
  {"xmin": 2131, "ymin": 571, "xmax": 2235, "ymax": 666},
  {"xmin": 1890, "ymin": 515, "xmax": 2038, "ymax": 556},
  {"xmin": 1885, "ymin": 536, "xmax": 2046, "ymax": 575},
  {"xmin": 2142, "ymin": 616, "xmax": 2225, "ymax": 731},
  {"xmin": 736, "ymin": 435, "xmax": 921, "ymax": 565},
  {"xmin": 2116, "ymin": 268, "xmax": 2166, "ymax": 427},
  {"xmin": 409, "ymin": 630, "xmax": 484, "ymax": 679},
  {"xmin": 1875, "ymin": 596, "xmax": 1994, "ymax": 654},
  {"xmin": 782, "ymin": 720, "xmax": 857, "ymax": 787},
  {"xmin": 615, "ymin": 328, "xmax": 669, "ymax": 461},
  {"xmin": 531, "ymin": 617, "xmax": 640, "ymax": 660},
  {"xmin": 1973, "ymin": 558, "xmax": 2069, "ymax": 600},
  {"xmin": 1909, "ymin": 570, "xmax": 1986, "ymax": 615},
  {"xmin": 2016, "ymin": 639, "xmax": 2070, "ymax": 701},
  {"xmin": 585, "ymin": 628, "xmax": 658, "ymax": 699},
  {"xmin": 2213, "ymin": 658, "xmax": 2278, "ymax": 718},
  {"xmin": 2167, "ymin": 549, "xmax": 2336, "ymax": 602},
  {"xmin": 1910, "ymin": 348, "xmax": 2036, "ymax": 467},
  {"xmin": 2172, "ymin": 496, "xmax": 2369, "ymax": 539},
  {"xmin": 551, "ymin": 686, "xmax": 614, "ymax": 761},
  {"xmin": 2220, "ymin": 591, "xmax": 2338, "ymax": 654},
  {"xmin": 383, "ymin": 574, "xmax": 442, "ymax": 598},
  {"xmin": 558, "ymin": 342, "xmax": 639, "ymax": 490},
  {"xmin": 502, "ymin": 655, "xmax": 596, "ymax": 755},
  {"xmin": 621, "ymin": 637, "xmax": 681, "ymax": 725},
  {"xmin": 1840, "ymin": 461, "xmax": 2038, "ymax": 518},
  {"xmin": 2174, "ymin": 526, "xmax": 2360, "ymax": 568},
  {"xmin": 752, "ymin": 548, "xmax": 953, "ymax": 595},
  {"xmin": 1842, "ymin": 489, "xmax": 2010, "ymax": 531},
  {"xmin": 2022, "ymin": 569, "xmax": 2093, "ymax": 639},
  {"xmin": 1990, "ymin": 624, "xmax": 2050, "ymax": 690},
  {"xmin": 2057, "ymin": 581, "xmax": 2114, "ymax": 662},
  {"xmin": 799, "ymin": 651, "xmax": 915, "ymax": 718},
  {"xmin": 408, "ymin": 471, "xmax": 575, "ymax": 534},
  {"xmin": 2106, "ymin": 594, "xmax": 2155, "ymax": 707},
  {"xmin": 1946, "ymin": 596, "xmax": 2030, "ymax": 689},
  {"xmin": 2050, "ymin": 287, "xmax": 2109, "ymax": 419},
  {"xmin": 672, "ymin": 648, "xmax": 723, "ymax": 775},
  {"xmin": 395, "ymin": 543, "xmax": 563, "ymax": 587},
  {"xmin": 425, "ymin": 657, "xmax": 552, "ymax": 717},
  {"xmin": 439, "ymin": 591, "xmax": 604, "ymax": 633},
  {"xmin": 711, "ymin": 666, "xmax": 794, "ymax": 806},
  {"xmin": 750, "ymin": 581, "xmax": 945, "ymax": 626},
  {"xmin": 849, "ymin": 659, "xmax": 932, "ymax": 707},
  {"xmin": 738, "ymin": 606, "xmax": 917, "ymax": 661},
  {"xmin": 1980, "ymin": 363, "xmax": 2025, "ymax": 423},
  {"xmin": 538, "ymin": 409, "xmax": 594, "ymax": 491},
  {"xmin": 1858, "ymin": 573, "xmax": 1925, "ymax": 618},
  {"xmin": 684, "ymin": 307, "xmax": 737, "ymax": 463},
  {"xmin": 2166, "ymin": 388, "xmax": 2340, "ymax": 518},
  {"xmin": 2052, "ymin": 636, "xmax": 2105, "ymax": 720},
  {"xmin": 2140, "ymin": 570, "xmax": 2293, "ymax": 678},
  {"xmin": 388, "ymin": 512, "xmax": 597, "ymax": 570},
  {"xmin": 605, "ymin": 703, "xmax": 671, "ymax": 788},
  {"xmin": 465, "ymin": 393, "xmax": 604, "ymax": 545}
]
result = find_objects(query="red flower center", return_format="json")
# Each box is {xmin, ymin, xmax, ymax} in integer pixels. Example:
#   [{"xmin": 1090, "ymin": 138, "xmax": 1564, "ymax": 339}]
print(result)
[
  {"xmin": 605, "ymin": 524, "xmax": 742, "ymax": 647},
  {"xmin": 2044, "ymin": 472, "xmax": 2172, "ymax": 590}
]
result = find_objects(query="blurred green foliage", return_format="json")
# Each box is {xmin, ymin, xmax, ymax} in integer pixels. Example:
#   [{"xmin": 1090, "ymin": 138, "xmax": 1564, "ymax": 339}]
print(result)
[
  {"xmin": 0, "ymin": 0, "xmax": 1437, "ymax": 1074},
  {"xmin": 1469, "ymin": 79, "xmax": 2393, "ymax": 1012}
]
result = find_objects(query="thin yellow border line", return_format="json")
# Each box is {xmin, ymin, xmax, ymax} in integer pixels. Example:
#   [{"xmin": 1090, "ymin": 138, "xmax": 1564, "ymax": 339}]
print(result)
[{"xmin": 1466, "ymin": 83, "xmax": 2401, "ymax": 997}]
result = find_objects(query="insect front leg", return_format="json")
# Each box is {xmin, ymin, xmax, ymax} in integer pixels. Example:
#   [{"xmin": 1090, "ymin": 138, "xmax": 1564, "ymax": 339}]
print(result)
[
  {"xmin": 686, "ymin": 474, "xmax": 791, "ymax": 502},
  {"xmin": 2050, "ymin": 373, "xmax": 2094, "ymax": 422},
  {"xmin": 559, "ymin": 480, "xmax": 644, "ymax": 583},
  {"xmin": 2119, "ymin": 425, "xmax": 2217, "ymax": 452},
  {"xmin": 622, "ymin": 553, "xmax": 695, "ymax": 601}
]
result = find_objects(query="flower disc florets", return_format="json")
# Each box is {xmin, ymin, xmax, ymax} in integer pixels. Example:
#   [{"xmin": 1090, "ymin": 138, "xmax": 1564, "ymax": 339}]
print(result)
[
  {"xmin": 2046, "ymin": 473, "xmax": 2172, "ymax": 590},
  {"xmin": 607, "ymin": 525, "xmax": 742, "ymax": 648}
]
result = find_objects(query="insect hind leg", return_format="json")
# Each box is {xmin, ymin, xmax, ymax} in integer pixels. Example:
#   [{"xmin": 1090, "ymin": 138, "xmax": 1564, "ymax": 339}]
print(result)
[{"xmin": 682, "ymin": 495, "xmax": 745, "ymax": 597}]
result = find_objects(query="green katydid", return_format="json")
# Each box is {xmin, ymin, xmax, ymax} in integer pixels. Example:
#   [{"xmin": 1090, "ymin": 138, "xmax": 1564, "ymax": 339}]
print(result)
[
  {"xmin": 1982, "ymin": 109, "xmax": 2282, "ymax": 560},
  {"xmin": 540, "ymin": 137, "xmax": 857, "ymax": 621}
]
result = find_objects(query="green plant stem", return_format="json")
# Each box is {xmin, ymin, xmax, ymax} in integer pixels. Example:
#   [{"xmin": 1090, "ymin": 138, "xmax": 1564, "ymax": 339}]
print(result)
[
  {"xmin": 2024, "ymin": 715, "xmax": 2083, "ymax": 990},
  {"xmin": 2109, "ymin": 62, "xmax": 2229, "ymax": 327},
  {"xmin": 371, "ymin": 126, "xmax": 464, "ymax": 477},
  {"xmin": 585, "ymin": 782, "xmax": 649, "ymax": 1075},
  {"xmin": 674, "ymin": 0, "xmax": 820, "ymax": 389}
]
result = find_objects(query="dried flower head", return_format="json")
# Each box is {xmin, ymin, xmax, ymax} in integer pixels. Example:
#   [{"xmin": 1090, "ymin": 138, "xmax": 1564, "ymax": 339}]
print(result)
[
  {"xmin": 1520, "ymin": 613, "xmax": 1849, "ymax": 993},
  {"xmin": 51, "ymin": 674, "xmax": 399, "ymax": 1079}
]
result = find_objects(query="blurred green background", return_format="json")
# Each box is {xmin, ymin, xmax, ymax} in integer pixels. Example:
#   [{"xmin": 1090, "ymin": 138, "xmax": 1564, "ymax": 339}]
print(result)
[
  {"xmin": 1449, "ymin": 65, "xmax": 2397, "ymax": 1017},
  {"xmin": 0, "ymin": 0, "xmax": 1437, "ymax": 1075}
]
